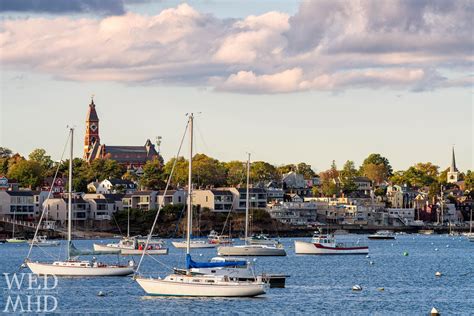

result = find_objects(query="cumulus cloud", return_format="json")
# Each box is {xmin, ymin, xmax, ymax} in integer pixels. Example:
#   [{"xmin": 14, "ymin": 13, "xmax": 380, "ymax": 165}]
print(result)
[{"xmin": 0, "ymin": 1, "xmax": 472, "ymax": 93}]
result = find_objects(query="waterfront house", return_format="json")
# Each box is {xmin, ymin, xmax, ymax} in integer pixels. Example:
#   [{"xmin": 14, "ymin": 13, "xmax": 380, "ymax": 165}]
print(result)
[
  {"xmin": 229, "ymin": 187, "xmax": 267, "ymax": 211},
  {"xmin": 267, "ymin": 201, "xmax": 317, "ymax": 226},
  {"xmin": 0, "ymin": 190, "xmax": 35, "ymax": 220},
  {"xmin": 43, "ymin": 194, "xmax": 90, "ymax": 226},
  {"xmin": 193, "ymin": 189, "xmax": 234, "ymax": 212},
  {"xmin": 122, "ymin": 191, "xmax": 157, "ymax": 211}
]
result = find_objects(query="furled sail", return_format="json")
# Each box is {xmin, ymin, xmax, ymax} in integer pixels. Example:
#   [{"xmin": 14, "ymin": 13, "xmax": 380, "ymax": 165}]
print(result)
[{"xmin": 185, "ymin": 254, "xmax": 246, "ymax": 269}]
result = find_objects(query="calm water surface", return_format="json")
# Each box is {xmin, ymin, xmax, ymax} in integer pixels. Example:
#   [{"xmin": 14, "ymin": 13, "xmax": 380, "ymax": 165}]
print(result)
[{"xmin": 1, "ymin": 235, "xmax": 473, "ymax": 315}]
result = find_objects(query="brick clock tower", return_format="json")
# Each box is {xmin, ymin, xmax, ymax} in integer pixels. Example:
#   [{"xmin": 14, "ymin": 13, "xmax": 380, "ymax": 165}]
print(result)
[{"xmin": 83, "ymin": 98, "xmax": 100, "ymax": 160}]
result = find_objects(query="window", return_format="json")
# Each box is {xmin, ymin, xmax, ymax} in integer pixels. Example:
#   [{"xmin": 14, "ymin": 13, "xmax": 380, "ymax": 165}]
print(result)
[{"xmin": 56, "ymin": 205, "xmax": 59, "ymax": 210}]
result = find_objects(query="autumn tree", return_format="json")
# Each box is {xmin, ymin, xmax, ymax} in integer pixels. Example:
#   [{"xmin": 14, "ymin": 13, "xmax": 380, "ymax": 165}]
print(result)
[
  {"xmin": 319, "ymin": 161, "xmax": 339, "ymax": 197},
  {"xmin": 276, "ymin": 164, "xmax": 296, "ymax": 175},
  {"xmin": 360, "ymin": 153, "xmax": 392, "ymax": 184}
]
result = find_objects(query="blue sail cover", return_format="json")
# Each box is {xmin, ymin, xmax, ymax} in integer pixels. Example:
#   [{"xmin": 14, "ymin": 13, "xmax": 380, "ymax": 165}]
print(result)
[{"xmin": 185, "ymin": 254, "xmax": 246, "ymax": 269}]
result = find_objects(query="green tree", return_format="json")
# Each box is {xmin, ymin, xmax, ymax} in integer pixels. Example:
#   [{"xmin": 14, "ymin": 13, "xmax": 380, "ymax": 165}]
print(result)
[
  {"xmin": 296, "ymin": 162, "xmax": 316, "ymax": 179},
  {"xmin": 277, "ymin": 164, "xmax": 296, "ymax": 175},
  {"xmin": 319, "ymin": 170, "xmax": 338, "ymax": 197},
  {"xmin": 224, "ymin": 160, "xmax": 246, "ymax": 186},
  {"xmin": 0, "ymin": 147, "xmax": 12, "ymax": 158},
  {"xmin": 163, "ymin": 157, "xmax": 189, "ymax": 187},
  {"xmin": 28, "ymin": 148, "xmax": 53, "ymax": 171},
  {"xmin": 250, "ymin": 161, "xmax": 279, "ymax": 184},
  {"xmin": 7, "ymin": 160, "xmax": 43, "ymax": 188},
  {"xmin": 139, "ymin": 158, "xmax": 165, "ymax": 190},
  {"xmin": 193, "ymin": 154, "xmax": 227, "ymax": 187},
  {"xmin": 340, "ymin": 160, "xmax": 358, "ymax": 194}
]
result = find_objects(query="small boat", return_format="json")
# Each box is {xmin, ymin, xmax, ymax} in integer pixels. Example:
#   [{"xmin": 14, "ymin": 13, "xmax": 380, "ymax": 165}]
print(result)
[
  {"xmin": 26, "ymin": 128, "xmax": 134, "ymax": 277},
  {"xmin": 6, "ymin": 237, "xmax": 27, "ymax": 243},
  {"xmin": 333, "ymin": 229, "xmax": 350, "ymax": 235},
  {"xmin": 135, "ymin": 114, "xmax": 265, "ymax": 297},
  {"xmin": 247, "ymin": 234, "xmax": 280, "ymax": 246},
  {"xmin": 94, "ymin": 236, "xmax": 168, "ymax": 255},
  {"xmin": 174, "ymin": 257, "xmax": 288, "ymax": 288},
  {"xmin": 172, "ymin": 239, "xmax": 217, "ymax": 249},
  {"xmin": 208, "ymin": 230, "xmax": 233, "ymax": 245},
  {"xmin": 368, "ymin": 230, "xmax": 396, "ymax": 240},
  {"xmin": 29, "ymin": 236, "xmax": 60, "ymax": 247},
  {"xmin": 419, "ymin": 229, "xmax": 434, "ymax": 235},
  {"xmin": 295, "ymin": 232, "xmax": 369, "ymax": 255}
]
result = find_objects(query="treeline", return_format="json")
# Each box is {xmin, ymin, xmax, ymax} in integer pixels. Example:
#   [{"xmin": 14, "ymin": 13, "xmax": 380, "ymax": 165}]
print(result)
[{"xmin": 1, "ymin": 147, "xmax": 472, "ymax": 198}]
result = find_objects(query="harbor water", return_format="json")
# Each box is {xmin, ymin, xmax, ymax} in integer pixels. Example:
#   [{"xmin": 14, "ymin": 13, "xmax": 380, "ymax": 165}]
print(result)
[{"xmin": 1, "ymin": 235, "xmax": 473, "ymax": 315}]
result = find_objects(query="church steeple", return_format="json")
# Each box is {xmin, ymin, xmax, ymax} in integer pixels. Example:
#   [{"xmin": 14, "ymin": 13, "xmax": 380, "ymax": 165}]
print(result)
[
  {"xmin": 447, "ymin": 146, "xmax": 459, "ymax": 183},
  {"xmin": 450, "ymin": 146, "xmax": 457, "ymax": 173},
  {"xmin": 84, "ymin": 97, "xmax": 100, "ymax": 160}
]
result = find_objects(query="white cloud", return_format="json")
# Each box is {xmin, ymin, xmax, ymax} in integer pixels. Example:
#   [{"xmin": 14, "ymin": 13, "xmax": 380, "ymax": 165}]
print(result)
[{"xmin": 0, "ymin": 1, "xmax": 472, "ymax": 93}]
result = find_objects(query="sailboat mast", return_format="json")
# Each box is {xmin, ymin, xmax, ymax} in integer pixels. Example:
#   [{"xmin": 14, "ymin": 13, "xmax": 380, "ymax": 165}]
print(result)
[
  {"xmin": 67, "ymin": 127, "xmax": 73, "ymax": 260},
  {"xmin": 127, "ymin": 208, "xmax": 130, "ymax": 238},
  {"xmin": 470, "ymin": 209, "xmax": 472, "ymax": 234},
  {"xmin": 245, "ymin": 153, "xmax": 250, "ymax": 244},
  {"xmin": 186, "ymin": 114, "xmax": 194, "ymax": 255}
]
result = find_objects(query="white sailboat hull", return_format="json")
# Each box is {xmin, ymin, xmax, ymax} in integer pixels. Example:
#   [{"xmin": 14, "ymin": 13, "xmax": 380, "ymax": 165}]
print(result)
[
  {"xmin": 28, "ymin": 241, "xmax": 60, "ymax": 247},
  {"xmin": 294, "ymin": 241, "xmax": 369, "ymax": 255},
  {"xmin": 27, "ymin": 261, "xmax": 134, "ymax": 276},
  {"xmin": 121, "ymin": 248, "xmax": 168, "ymax": 255},
  {"xmin": 136, "ymin": 276, "xmax": 265, "ymax": 297},
  {"xmin": 217, "ymin": 245, "xmax": 286, "ymax": 256},
  {"xmin": 172, "ymin": 241, "xmax": 217, "ymax": 249}
]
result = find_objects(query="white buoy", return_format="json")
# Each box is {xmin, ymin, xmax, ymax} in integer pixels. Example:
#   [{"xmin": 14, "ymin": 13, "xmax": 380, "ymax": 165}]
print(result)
[
  {"xmin": 97, "ymin": 291, "xmax": 106, "ymax": 297},
  {"xmin": 369, "ymin": 261, "xmax": 374, "ymax": 265},
  {"xmin": 435, "ymin": 271, "xmax": 442, "ymax": 277},
  {"xmin": 435, "ymin": 248, "xmax": 439, "ymax": 251},
  {"xmin": 253, "ymin": 258, "xmax": 257, "ymax": 262},
  {"xmin": 377, "ymin": 287, "xmax": 384, "ymax": 291},
  {"xmin": 352, "ymin": 285, "xmax": 362, "ymax": 291},
  {"xmin": 446, "ymin": 245, "xmax": 449, "ymax": 248},
  {"xmin": 430, "ymin": 307, "xmax": 440, "ymax": 315},
  {"xmin": 366, "ymin": 255, "xmax": 370, "ymax": 258},
  {"xmin": 199, "ymin": 253, "xmax": 203, "ymax": 257}
]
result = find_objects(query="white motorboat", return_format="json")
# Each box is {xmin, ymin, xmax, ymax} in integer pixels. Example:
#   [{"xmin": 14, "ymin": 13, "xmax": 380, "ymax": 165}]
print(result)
[
  {"xmin": 29, "ymin": 236, "xmax": 60, "ymax": 247},
  {"xmin": 368, "ymin": 230, "xmax": 396, "ymax": 240},
  {"xmin": 208, "ymin": 230, "xmax": 233, "ymax": 245},
  {"xmin": 247, "ymin": 234, "xmax": 280, "ymax": 246},
  {"xmin": 26, "ymin": 128, "xmax": 134, "ymax": 277},
  {"xmin": 172, "ymin": 240, "xmax": 216, "ymax": 249},
  {"xmin": 94, "ymin": 236, "xmax": 168, "ymax": 255},
  {"xmin": 135, "ymin": 114, "xmax": 265, "ymax": 297},
  {"xmin": 295, "ymin": 232, "xmax": 369, "ymax": 255}
]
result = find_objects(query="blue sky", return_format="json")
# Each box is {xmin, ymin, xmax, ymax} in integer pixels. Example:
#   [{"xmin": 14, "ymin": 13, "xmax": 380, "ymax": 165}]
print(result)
[{"xmin": 0, "ymin": 0, "xmax": 472, "ymax": 172}]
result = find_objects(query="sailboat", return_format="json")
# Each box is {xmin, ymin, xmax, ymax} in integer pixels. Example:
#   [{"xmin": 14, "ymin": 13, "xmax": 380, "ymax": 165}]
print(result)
[
  {"xmin": 6, "ymin": 206, "xmax": 27, "ymax": 243},
  {"xmin": 171, "ymin": 209, "xmax": 216, "ymax": 249},
  {"xmin": 26, "ymin": 128, "xmax": 134, "ymax": 276},
  {"xmin": 217, "ymin": 154, "xmax": 286, "ymax": 257},
  {"xmin": 28, "ymin": 235, "xmax": 60, "ymax": 247},
  {"xmin": 465, "ymin": 209, "xmax": 474, "ymax": 242},
  {"xmin": 135, "ymin": 114, "xmax": 266, "ymax": 297}
]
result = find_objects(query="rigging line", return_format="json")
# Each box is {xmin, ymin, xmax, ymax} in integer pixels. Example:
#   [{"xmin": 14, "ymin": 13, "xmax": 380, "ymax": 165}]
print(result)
[
  {"xmin": 145, "ymin": 252, "xmax": 174, "ymax": 272},
  {"xmin": 171, "ymin": 202, "xmax": 187, "ymax": 238},
  {"xmin": 135, "ymin": 119, "xmax": 190, "ymax": 275},
  {"xmin": 25, "ymin": 130, "xmax": 71, "ymax": 262},
  {"xmin": 194, "ymin": 120, "xmax": 212, "ymax": 157},
  {"xmin": 112, "ymin": 212, "xmax": 123, "ymax": 236}
]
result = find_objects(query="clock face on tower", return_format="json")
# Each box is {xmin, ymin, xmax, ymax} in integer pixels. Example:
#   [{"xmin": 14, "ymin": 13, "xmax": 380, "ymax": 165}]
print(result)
[{"xmin": 90, "ymin": 123, "xmax": 97, "ymax": 132}]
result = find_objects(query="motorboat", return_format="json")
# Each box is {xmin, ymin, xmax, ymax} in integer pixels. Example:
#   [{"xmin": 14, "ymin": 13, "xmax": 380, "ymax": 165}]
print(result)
[
  {"xmin": 28, "ymin": 236, "xmax": 60, "ymax": 247},
  {"xmin": 247, "ymin": 234, "xmax": 281, "ymax": 246},
  {"xmin": 172, "ymin": 239, "xmax": 217, "ymax": 249},
  {"xmin": 135, "ymin": 114, "xmax": 265, "ymax": 297},
  {"xmin": 368, "ymin": 230, "xmax": 396, "ymax": 240},
  {"xmin": 208, "ymin": 230, "xmax": 233, "ymax": 245},
  {"xmin": 94, "ymin": 236, "xmax": 168, "ymax": 255},
  {"xmin": 295, "ymin": 232, "xmax": 368, "ymax": 255}
]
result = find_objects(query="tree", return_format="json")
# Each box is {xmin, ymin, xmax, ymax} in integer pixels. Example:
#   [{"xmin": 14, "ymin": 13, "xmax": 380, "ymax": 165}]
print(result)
[
  {"xmin": 193, "ymin": 154, "xmax": 227, "ymax": 187},
  {"xmin": 276, "ymin": 164, "xmax": 296, "ymax": 175},
  {"xmin": 465, "ymin": 170, "xmax": 474, "ymax": 197},
  {"xmin": 7, "ymin": 160, "xmax": 43, "ymax": 188},
  {"xmin": 139, "ymin": 158, "xmax": 165, "ymax": 190},
  {"xmin": 0, "ymin": 147, "xmax": 12, "ymax": 158},
  {"xmin": 250, "ymin": 161, "xmax": 279, "ymax": 184},
  {"xmin": 163, "ymin": 157, "xmax": 188, "ymax": 187},
  {"xmin": 224, "ymin": 161, "xmax": 246, "ymax": 186},
  {"xmin": 296, "ymin": 162, "xmax": 316, "ymax": 179},
  {"xmin": 319, "ymin": 170, "xmax": 338, "ymax": 197},
  {"xmin": 28, "ymin": 148, "xmax": 53, "ymax": 170},
  {"xmin": 340, "ymin": 160, "xmax": 358, "ymax": 194},
  {"xmin": 360, "ymin": 153, "xmax": 392, "ymax": 184},
  {"xmin": 390, "ymin": 162, "xmax": 439, "ymax": 188}
]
